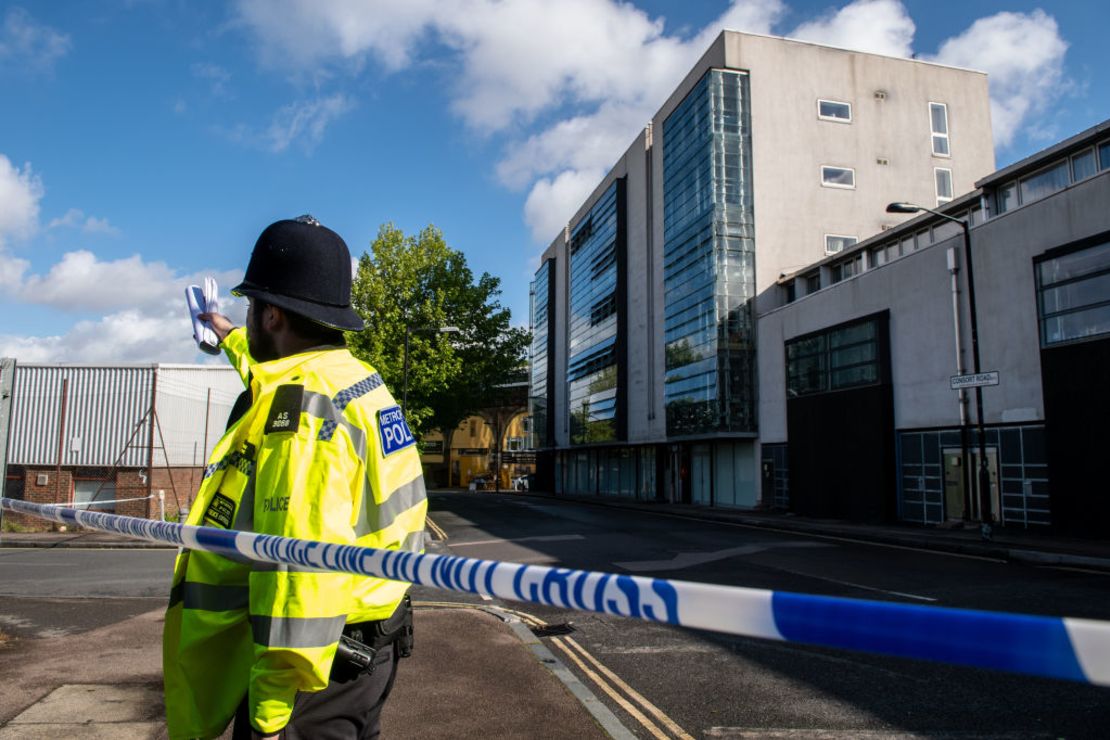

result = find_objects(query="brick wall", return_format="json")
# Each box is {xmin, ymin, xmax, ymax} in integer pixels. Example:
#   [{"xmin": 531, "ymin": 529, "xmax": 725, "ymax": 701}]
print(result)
[
  {"xmin": 2, "ymin": 469, "xmax": 74, "ymax": 531},
  {"xmin": 2, "ymin": 466, "xmax": 206, "ymax": 531}
]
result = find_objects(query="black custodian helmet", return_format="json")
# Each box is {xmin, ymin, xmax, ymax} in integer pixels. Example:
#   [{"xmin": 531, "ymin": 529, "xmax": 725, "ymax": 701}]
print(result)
[{"xmin": 231, "ymin": 215, "xmax": 364, "ymax": 331}]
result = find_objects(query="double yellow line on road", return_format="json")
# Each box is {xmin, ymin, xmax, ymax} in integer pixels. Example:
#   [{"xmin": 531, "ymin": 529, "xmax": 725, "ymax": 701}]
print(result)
[
  {"xmin": 425, "ymin": 515, "xmax": 448, "ymax": 541},
  {"xmin": 420, "ymin": 516, "xmax": 690, "ymax": 738},
  {"xmin": 505, "ymin": 607, "xmax": 693, "ymax": 740}
]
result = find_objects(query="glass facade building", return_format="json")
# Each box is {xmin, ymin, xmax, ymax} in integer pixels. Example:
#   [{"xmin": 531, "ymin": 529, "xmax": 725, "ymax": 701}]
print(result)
[
  {"xmin": 528, "ymin": 260, "xmax": 553, "ymax": 449},
  {"xmin": 567, "ymin": 180, "xmax": 625, "ymax": 445},
  {"xmin": 661, "ymin": 69, "xmax": 756, "ymax": 436}
]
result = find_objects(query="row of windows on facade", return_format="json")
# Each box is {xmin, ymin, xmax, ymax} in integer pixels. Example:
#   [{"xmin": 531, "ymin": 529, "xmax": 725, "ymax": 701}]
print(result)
[
  {"xmin": 819, "ymin": 166, "xmax": 953, "ymax": 207},
  {"xmin": 1036, "ymin": 238, "xmax": 1110, "ymax": 348},
  {"xmin": 818, "ymin": 99, "xmax": 950, "ymax": 158},
  {"xmin": 784, "ymin": 234, "xmax": 1110, "ymax": 374},
  {"xmin": 994, "ymin": 139, "xmax": 1110, "ymax": 215},
  {"xmin": 818, "ymin": 102, "xmax": 953, "ymax": 257},
  {"xmin": 790, "ymin": 136, "xmax": 1110, "ymax": 301}
]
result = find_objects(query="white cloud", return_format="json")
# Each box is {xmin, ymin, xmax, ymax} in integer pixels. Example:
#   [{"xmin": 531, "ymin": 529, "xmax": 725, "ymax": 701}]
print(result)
[
  {"xmin": 0, "ymin": 6, "xmax": 71, "ymax": 73},
  {"xmin": 0, "ymin": 154, "xmax": 43, "ymax": 244},
  {"xmin": 47, "ymin": 208, "xmax": 121, "ymax": 236},
  {"xmin": 932, "ymin": 10, "xmax": 1068, "ymax": 149},
  {"xmin": 227, "ymin": 94, "xmax": 355, "ymax": 153},
  {"xmin": 524, "ymin": 169, "xmax": 606, "ymax": 245},
  {"xmin": 0, "ymin": 249, "xmax": 30, "ymax": 293},
  {"xmin": 789, "ymin": 0, "xmax": 914, "ymax": 57},
  {"xmin": 0, "ymin": 244, "xmax": 247, "ymax": 363},
  {"xmin": 0, "ymin": 309, "xmax": 221, "ymax": 364},
  {"xmin": 20, "ymin": 251, "xmax": 176, "ymax": 312},
  {"xmin": 497, "ymin": 103, "xmax": 648, "ymax": 191},
  {"xmin": 235, "ymin": 0, "xmax": 782, "ymax": 132},
  {"xmin": 234, "ymin": 0, "xmax": 440, "ymax": 73},
  {"xmin": 231, "ymin": 1, "xmax": 1071, "ymax": 245},
  {"xmin": 83, "ymin": 216, "xmax": 120, "ymax": 235},
  {"xmin": 267, "ymin": 95, "xmax": 354, "ymax": 152}
]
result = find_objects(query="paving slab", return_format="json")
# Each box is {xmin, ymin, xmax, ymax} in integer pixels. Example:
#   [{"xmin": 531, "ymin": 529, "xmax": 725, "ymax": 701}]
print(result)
[{"xmin": 0, "ymin": 603, "xmax": 615, "ymax": 739}]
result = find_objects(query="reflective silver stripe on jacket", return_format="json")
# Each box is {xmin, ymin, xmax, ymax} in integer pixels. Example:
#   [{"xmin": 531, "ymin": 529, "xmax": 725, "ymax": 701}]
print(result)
[
  {"xmin": 401, "ymin": 530, "xmax": 425, "ymax": 552},
  {"xmin": 251, "ymin": 614, "xmax": 347, "ymax": 648},
  {"xmin": 355, "ymin": 475, "xmax": 427, "ymax": 538},
  {"xmin": 203, "ymin": 447, "xmax": 257, "ymax": 480},
  {"xmin": 169, "ymin": 582, "xmax": 249, "ymax": 611},
  {"xmin": 302, "ymin": 390, "xmax": 366, "ymax": 456},
  {"xmin": 317, "ymin": 373, "xmax": 383, "ymax": 442}
]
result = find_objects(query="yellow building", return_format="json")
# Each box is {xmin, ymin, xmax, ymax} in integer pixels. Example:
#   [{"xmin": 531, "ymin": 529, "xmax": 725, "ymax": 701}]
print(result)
[{"xmin": 420, "ymin": 409, "xmax": 533, "ymax": 490}]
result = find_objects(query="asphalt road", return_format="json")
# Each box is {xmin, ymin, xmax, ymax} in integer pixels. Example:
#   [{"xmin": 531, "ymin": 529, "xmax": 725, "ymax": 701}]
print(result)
[
  {"xmin": 428, "ymin": 491, "xmax": 1110, "ymax": 739},
  {"xmin": 4, "ymin": 496, "xmax": 1108, "ymax": 738},
  {"xmin": 0, "ymin": 547, "xmax": 174, "ymax": 638}
]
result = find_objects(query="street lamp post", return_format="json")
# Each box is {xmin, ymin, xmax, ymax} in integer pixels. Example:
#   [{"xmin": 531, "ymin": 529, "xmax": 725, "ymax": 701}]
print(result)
[
  {"xmin": 887, "ymin": 202, "xmax": 993, "ymax": 539},
  {"xmin": 402, "ymin": 325, "xmax": 460, "ymax": 416}
]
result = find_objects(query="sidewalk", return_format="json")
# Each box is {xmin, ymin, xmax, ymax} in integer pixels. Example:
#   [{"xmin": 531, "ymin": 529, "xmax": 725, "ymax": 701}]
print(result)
[{"xmin": 0, "ymin": 600, "xmax": 617, "ymax": 739}]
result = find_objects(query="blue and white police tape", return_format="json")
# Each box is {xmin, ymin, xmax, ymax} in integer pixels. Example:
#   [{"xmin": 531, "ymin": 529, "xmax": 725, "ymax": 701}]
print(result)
[{"xmin": 3, "ymin": 496, "xmax": 1108, "ymax": 687}]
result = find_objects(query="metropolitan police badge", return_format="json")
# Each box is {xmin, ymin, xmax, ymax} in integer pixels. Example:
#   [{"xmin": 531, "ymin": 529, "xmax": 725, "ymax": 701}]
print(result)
[{"xmin": 378, "ymin": 405, "xmax": 415, "ymax": 456}]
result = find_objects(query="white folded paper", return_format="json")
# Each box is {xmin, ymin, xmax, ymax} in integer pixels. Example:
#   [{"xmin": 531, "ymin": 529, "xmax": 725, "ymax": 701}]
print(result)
[{"xmin": 185, "ymin": 276, "xmax": 221, "ymax": 355}]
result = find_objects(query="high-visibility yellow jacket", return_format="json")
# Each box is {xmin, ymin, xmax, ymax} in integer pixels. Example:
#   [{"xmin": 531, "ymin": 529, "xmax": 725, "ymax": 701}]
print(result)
[{"xmin": 163, "ymin": 328, "xmax": 427, "ymax": 739}]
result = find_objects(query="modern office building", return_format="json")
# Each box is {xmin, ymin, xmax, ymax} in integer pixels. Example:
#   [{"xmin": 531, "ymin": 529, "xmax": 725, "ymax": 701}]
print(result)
[{"xmin": 529, "ymin": 30, "xmax": 995, "ymax": 508}]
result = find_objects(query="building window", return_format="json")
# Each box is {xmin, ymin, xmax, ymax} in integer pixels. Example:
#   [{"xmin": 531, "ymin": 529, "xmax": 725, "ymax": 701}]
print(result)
[
  {"xmin": 817, "ymin": 99, "xmax": 852, "ymax": 122},
  {"xmin": 935, "ymin": 168, "xmax": 954, "ymax": 204},
  {"xmin": 930, "ymin": 102, "xmax": 950, "ymax": 156},
  {"xmin": 786, "ymin": 317, "xmax": 881, "ymax": 398},
  {"xmin": 995, "ymin": 181, "xmax": 1017, "ymax": 214},
  {"xmin": 530, "ymin": 260, "xmax": 553, "ymax": 449},
  {"xmin": 662, "ymin": 68, "xmax": 756, "ymax": 436},
  {"xmin": 1019, "ymin": 160, "xmax": 1069, "ymax": 206},
  {"xmin": 1099, "ymin": 141, "xmax": 1110, "ymax": 171},
  {"xmin": 1036, "ymin": 239, "xmax": 1110, "ymax": 347},
  {"xmin": 568, "ymin": 180, "xmax": 622, "ymax": 445},
  {"xmin": 1072, "ymin": 149, "xmax": 1097, "ymax": 182},
  {"xmin": 821, "ymin": 166, "xmax": 855, "ymax": 189},
  {"xmin": 825, "ymin": 234, "xmax": 858, "ymax": 255},
  {"xmin": 805, "ymin": 272, "xmax": 821, "ymax": 294},
  {"xmin": 832, "ymin": 255, "xmax": 864, "ymax": 283}
]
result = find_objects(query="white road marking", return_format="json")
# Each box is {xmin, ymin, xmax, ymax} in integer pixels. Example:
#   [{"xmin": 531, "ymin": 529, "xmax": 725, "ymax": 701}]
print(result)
[
  {"xmin": 449, "ymin": 534, "xmax": 586, "ymax": 548},
  {"xmin": 615, "ymin": 541, "xmax": 831, "ymax": 572},
  {"xmin": 766, "ymin": 565, "xmax": 938, "ymax": 602}
]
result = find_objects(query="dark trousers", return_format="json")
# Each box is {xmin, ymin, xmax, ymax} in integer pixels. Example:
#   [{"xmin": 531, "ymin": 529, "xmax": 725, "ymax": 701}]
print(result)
[{"xmin": 232, "ymin": 644, "xmax": 398, "ymax": 740}]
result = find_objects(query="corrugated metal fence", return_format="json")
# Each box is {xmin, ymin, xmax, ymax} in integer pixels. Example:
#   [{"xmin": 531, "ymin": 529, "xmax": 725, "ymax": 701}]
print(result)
[{"xmin": 7, "ymin": 363, "xmax": 242, "ymax": 468}]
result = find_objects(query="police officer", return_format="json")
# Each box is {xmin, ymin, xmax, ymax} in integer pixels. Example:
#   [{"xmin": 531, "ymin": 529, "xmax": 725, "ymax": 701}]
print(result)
[{"xmin": 164, "ymin": 216, "xmax": 427, "ymax": 739}]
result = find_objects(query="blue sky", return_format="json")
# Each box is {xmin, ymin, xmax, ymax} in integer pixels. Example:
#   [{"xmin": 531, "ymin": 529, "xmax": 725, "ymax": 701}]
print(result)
[{"xmin": 0, "ymin": 0, "xmax": 1106, "ymax": 363}]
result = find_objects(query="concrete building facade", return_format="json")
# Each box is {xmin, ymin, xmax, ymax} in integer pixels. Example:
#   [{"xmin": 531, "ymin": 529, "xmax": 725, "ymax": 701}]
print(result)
[
  {"xmin": 762, "ymin": 120, "xmax": 1110, "ymax": 535},
  {"xmin": 530, "ymin": 30, "xmax": 995, "ymax": 508}
]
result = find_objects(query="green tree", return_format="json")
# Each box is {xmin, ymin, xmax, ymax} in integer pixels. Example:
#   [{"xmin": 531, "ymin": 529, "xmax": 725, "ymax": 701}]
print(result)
[{"xmin": 348, "ymin": 224, "xmax": 530, "ymax": 463}]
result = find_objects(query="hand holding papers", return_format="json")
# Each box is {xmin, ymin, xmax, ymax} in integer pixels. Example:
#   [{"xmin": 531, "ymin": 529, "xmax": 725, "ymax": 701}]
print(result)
[{"xmin": 185, "ymin": 276, "xmax": 221, "ymax": 355}]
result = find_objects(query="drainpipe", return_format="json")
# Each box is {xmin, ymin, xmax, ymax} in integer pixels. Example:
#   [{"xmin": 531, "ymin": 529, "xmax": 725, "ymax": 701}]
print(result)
[
  {"xmin": 948, "ymin": 247, "xmax": 971, "ymax": 521},
  {"xmin": 56, "ymin": 378, "xmax": 69, "ymax": 505}
]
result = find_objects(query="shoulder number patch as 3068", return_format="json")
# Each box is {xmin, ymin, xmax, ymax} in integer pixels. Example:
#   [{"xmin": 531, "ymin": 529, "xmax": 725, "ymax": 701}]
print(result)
[
  {"xmin": 265, "ymin": 384, "xmax": 304, "ymax": 434},
  {"xmin": 378, "ymin": 405, "xmax": 415, "ymax": 456}
]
